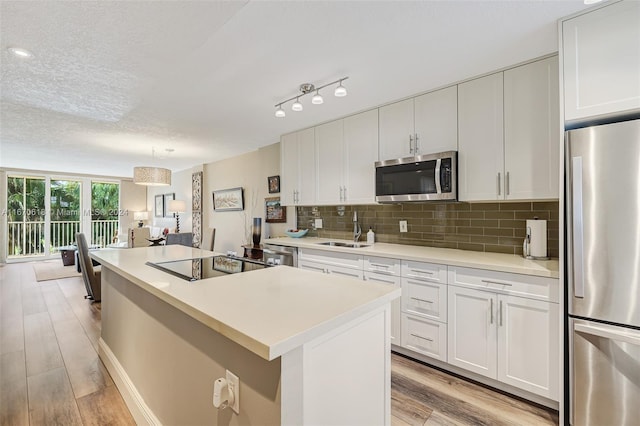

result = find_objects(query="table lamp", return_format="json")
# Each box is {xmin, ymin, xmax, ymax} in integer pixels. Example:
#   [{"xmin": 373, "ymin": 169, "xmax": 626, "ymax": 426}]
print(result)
[
  {"xmin": 167, "ymin": 200, "xmax": 186, "ymax": 233},
  {"xmin": 133, "ymin": 211, "xmax": 149, "ymax": 228}
]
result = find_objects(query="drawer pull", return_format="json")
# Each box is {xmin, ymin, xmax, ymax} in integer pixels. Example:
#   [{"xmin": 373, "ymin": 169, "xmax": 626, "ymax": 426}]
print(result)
[
  {"xmin": 410, "ymin": 297, "xmax": 433, "ymax": 304},
  {"xmin": 410, "ymin": 334, "xmax": 433, "ymax": 342},
  {"xmin": 481, "ymin": 279, "xmax": 513, "ymax": 287},
  {"xmin": 410, "ymin": 269, "xmax": 434, "ymax": 275},
  {"xmin": 370, "ymin": 263, "xmax": 391, "ymax": 268},
  {"xmin": 368, "ymin": 270, "xmax": 394, "ymax": 276}
]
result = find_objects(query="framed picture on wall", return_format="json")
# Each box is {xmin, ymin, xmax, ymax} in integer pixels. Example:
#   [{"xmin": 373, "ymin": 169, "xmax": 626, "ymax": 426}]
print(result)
[
  {"xmin": 212, "ymin": 187, "xmax": 244, "ymax": 212},
  {"xmin": 265, "ymin": 197, "xmax": 286, "ymax": 223},
  {"xmin": 268, "ymin": 175, "xmax": 280, "ymax": 194},
  {"xmin": 163, "ymin": 193, "xmax": 175, "ymax": 218},
  {"xmin": 154, "ymin": 195, "xmax": 164, "ymax": 218}
]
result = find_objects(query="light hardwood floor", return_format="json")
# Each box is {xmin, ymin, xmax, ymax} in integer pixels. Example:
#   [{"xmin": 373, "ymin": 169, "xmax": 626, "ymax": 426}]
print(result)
[{"xmin": 1, "ymin": 261, "xmax": 558, "ymax": 425}]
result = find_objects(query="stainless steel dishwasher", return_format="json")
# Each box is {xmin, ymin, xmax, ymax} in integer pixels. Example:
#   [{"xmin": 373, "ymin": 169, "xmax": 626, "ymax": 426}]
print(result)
[{"xmin": 263, "ymin": 244, "xmax": 298, "ymax": 267}]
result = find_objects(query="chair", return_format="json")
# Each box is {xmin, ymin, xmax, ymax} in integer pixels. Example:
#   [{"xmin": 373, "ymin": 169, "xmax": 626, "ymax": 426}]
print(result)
[
  {"xmin": 127, "ymin": 227, "xmax": 150, "ymax": 248},
  {"xmin": 201, "ymin": 228, "xmax": 216, "ymax": 251},
  {"xmin": 76, "ymin": 233, "xmax": 101, "ymax": 302},
  {"xmin": 165, "ymin": 232, "xmax": 193, "ymax": 247}
]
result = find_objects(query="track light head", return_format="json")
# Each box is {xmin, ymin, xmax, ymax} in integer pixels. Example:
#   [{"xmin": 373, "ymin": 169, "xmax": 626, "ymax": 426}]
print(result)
[
  {"xmin": 292, "ymin": 97, "xmax": 303, "ymax": 112},
  {"xmin": 334, "ymin": 81, "xmax": 347, "ymax": 97},
  {"xmin": 312, "ymin": 90, "xmax": 324, "ymax": 105},
  {"xmin": 275, "ymin": 105, "xmax": 286, "ymax": 118}
]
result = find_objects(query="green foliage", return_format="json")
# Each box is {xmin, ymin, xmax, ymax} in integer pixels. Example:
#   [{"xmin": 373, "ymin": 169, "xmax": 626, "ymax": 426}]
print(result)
[{"xmin": 91, "ymin": 182, "xmax": 119, "ymax": 220}]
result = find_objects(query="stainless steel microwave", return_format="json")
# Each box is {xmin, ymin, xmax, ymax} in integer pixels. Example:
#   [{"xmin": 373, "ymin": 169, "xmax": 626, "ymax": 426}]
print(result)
[{"xmin": 375, "ymin": 151, "xmax": 457, "ymax": 202}]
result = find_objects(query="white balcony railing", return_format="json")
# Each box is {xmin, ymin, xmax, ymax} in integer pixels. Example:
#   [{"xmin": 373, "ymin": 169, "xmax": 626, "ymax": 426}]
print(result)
[{"xmin": 7, "ymin": 220, "xmax": 119, "ymax": 257}]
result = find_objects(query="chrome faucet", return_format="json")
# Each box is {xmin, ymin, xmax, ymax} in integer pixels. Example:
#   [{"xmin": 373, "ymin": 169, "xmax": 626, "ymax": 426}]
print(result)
[{"xmin": 353, "ymin": 210, "xmax": 362, "ymax": 242}]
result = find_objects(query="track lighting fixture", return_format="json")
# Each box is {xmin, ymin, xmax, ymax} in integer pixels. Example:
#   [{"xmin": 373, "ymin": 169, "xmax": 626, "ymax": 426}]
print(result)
[{"xmin": 274, "ymin": 77, "xmax": 348, "ymax": 118}]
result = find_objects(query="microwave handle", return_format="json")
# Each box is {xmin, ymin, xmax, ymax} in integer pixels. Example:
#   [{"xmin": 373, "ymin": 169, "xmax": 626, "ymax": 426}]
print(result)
[{"xmin": 435, "ymin": 158, "xmax": 442, "ymax": 194}]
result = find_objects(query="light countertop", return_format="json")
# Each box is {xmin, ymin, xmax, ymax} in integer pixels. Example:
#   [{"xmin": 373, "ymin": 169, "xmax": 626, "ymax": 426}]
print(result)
[
  {"xmin": 91, "ymin": 245, "xmax": 399, "ymax": 361},
  {"xmin": 264, "ymin": 237, "xmax": 559, "ymax": 279}
]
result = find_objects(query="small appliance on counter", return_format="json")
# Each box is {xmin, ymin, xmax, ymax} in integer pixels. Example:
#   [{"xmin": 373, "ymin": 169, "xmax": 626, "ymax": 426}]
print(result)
[{"xmin": 522, "ymin": 218, "xmax": 548, "ymax": 260}]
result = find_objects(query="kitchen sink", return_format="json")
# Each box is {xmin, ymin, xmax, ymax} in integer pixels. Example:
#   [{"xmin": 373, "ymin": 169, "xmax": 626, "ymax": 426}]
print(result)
[{"xmin": 317, "ymin": 241, "xmax": 369, "ymax": 248}]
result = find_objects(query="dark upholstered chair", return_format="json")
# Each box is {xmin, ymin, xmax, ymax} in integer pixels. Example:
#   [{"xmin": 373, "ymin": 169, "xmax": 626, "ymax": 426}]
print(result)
[
  {"xmin": 76, "ymin": 233, "xmax": 101, "ymax": 302},
  {"xmin": 201, "ymin": 228, "xmax": 216, "ymax": 251},
  {"xmin": 165, "ymin": 232, "xmax": 193, "ymax": 247}
]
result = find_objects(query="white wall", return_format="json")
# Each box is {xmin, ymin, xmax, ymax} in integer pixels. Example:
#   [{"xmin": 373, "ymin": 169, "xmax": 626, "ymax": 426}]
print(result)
[
  {"xmin": 146, "ymin": 166, "xmax": 201, "ymax": 234},
  {"xmin": 203, "ymin": 142, "xmax": 293, "ymax": 254},
  {"xmin": 119, "ymin": 180, "xmax": 146, "ymax": 233},
  {"xmin": 0, "ymin": 170, "xmax": 7, "ymax": 263}
]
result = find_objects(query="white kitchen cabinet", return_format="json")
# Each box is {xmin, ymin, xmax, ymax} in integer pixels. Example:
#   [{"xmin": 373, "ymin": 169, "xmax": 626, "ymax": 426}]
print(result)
[
  {"xmin": 316, "ymin": 110, "xmax": 378, "ymax": 205},
  {"xmin": 400, "ymin": 260, "xmax": 448, "ymax": 323},
  {"xmin": 459, "ymin": 57, "xmax": 560, "ymax": 201},
  {"xmin": 364, "ymin": 271, "xmax": 401, "ymax": 345},
  {"xmin": 379, "ymin": 87, "xmax": 457, "ymax": 161},
  {"xmin": 504, "ymin": 56, "xmax": 559, "ymax": 200},
  {"xmin": 447, "ymin": 285, "xmax": 498, "ymax": 379},
  {"xmin": 458, "ymin": 72, "xmax": 505, "ymax": 201},
  {"xmin": 401, "ymin": 313, "xmax": 447, "ymax": 362},
  {"xmin": 497, "ymin": 294, "xmax": 559, "ymax": 400},
  {"xmin": 562, "ymin": 0, "xmax": 640, "ymax": 123},
  {"xmin": 298, "ymin": 248, "xmax": 363, "ymax": 279},
  {"xmin": 280, "ymin": 127, "xmax": 315, "ymax": 206}
]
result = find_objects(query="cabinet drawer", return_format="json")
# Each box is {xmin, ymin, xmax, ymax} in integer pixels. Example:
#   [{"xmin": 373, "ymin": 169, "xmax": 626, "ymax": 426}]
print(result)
[
  {"xmin": 401, "ymin": 260, "xmax": 447, "ymax": 284},
  {"xmin": 298, "ymin": 248, "xmax": 363, "ymax": 270},
  {"xmin": 448, "ymin": 267, "xmax": 559, "ymax": 303},
  {"xmin": 327, "ymin": 265, "xmax": 363, "ymax": 281},
  {"xmin": 364, "ymin": 271, "xmax": 401, "ymax": 287},
  {"xmin": 401, "ymin": 313, "xmax": 447, "ymax": 362},
  {"xmin": 364, "ymin": 256, "xmax": 401, "ymax": 276},
  {"xmin": 402, "ymin": 278, "xmax": 447, "ymax": 322}
]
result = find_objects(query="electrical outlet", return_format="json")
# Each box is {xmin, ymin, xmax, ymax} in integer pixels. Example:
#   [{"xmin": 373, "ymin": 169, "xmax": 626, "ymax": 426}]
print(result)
[
  {"xmin": 315, "ymin": 218, "xmax": 323, "ymax": 229},
  {"xmin": 399, "ymin": 220, "xmax": 408, "ymax": 233},
  {"xmin": 226, "ymin": 370, "xmax": 240, "ymax": 414}
]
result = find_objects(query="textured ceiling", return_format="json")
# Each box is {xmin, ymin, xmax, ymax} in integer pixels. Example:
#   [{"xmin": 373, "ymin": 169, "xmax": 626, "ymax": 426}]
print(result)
[{"xmin": 0, "ymin": 1, "xmax": 590, "ymax": 178}]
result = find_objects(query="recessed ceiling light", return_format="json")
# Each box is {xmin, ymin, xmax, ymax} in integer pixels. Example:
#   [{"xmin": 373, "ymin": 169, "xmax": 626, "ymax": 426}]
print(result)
[{"xmin": 8, "ymin": 47, "xmax": 33, "ymax": 58}]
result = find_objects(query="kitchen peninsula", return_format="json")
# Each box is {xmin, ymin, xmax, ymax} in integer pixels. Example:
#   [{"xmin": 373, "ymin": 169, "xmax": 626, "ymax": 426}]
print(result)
[{"xmin": 91, "ymin": 245, "xmax": 399, "ymax": 425}]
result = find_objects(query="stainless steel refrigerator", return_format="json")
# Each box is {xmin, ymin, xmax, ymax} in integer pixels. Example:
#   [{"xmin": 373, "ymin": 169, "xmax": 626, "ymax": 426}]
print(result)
[{"xmin": 566, "ymin": 119, "xmax": 640, "ymax": 426}]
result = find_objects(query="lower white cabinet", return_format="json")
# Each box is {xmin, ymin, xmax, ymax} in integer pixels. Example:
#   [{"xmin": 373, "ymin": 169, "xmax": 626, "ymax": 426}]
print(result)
[
  {"xmin": 364, "ymin": 271, "xmax": 401, "ymax": 345},
  {"xmin": 401, "ymin": 313, "xmax": 447, "ymax": 362},
  {"xmin": 447, "ymin": 284, "xmax": 559, "ymax": 400}
]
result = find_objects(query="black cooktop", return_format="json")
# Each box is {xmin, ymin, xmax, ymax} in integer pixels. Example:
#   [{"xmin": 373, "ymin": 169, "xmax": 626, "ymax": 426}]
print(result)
[{"xmin": 146, "ymin": 255, "xmax": 269, "ymax": 282}]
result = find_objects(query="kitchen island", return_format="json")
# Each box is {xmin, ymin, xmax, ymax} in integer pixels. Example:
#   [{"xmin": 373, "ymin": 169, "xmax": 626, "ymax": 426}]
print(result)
[{"xmin": 91, "ymin": 245, "xmax": 399, "ymax": 425}]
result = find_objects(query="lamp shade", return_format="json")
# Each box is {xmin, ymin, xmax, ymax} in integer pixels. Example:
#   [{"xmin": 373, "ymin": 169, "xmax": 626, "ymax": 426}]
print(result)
[
  {"xmin": 167, "ymin": 199, "xmax": 186, "ymax": 213},
  {"xmin": 133, "ymin": 211, "xmax": 149, "ymax": 221},
  {"xmin": 133, "ymin": 167, "xmax": 171, "ymax": 186}
]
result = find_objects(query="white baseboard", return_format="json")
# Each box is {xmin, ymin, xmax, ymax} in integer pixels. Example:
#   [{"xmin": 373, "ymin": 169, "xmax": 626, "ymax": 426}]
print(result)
[{"xmin": 98, "ymin": 338, "xmax": 162, "ymax": 426}]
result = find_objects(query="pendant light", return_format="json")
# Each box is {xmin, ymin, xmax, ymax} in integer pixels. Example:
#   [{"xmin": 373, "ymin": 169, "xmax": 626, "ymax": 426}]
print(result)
[{"xmin": 133, "ymin": 147, "xmax": 172, "ymax": 186}]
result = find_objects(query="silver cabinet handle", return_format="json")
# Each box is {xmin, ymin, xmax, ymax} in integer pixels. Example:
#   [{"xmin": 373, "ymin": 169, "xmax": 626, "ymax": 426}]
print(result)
[
  {"xmin": 342, "ymin": 186, "xmax": 347, "ymax": 201},
  {"xmin": 339, "ymin": 186, "xmax": 343, "ymax": 202},
  {"xmin": 506, "ymin": 172, "xmax": 510, "ymax": 196},
  {"xmin": 414, "ymin": 133, "xmax": 419, "ymax": 154},
  {"xmin": 499, "ymin": 300, "xmax": 503, "ymax": 326},
  {"xmin": 409, "ymin": 134, "xmax": 414, "ymax": 154},
  {"xmin": 490, "ymin": 298, "xmax": 494, "ymax": 324},
  {"xmin": 410, "ymin": 333, "xmax": 433, "ymax": 342},
  {"xmin": 497, "ymin": 173, "xmax": 501, "ymax": 196},
  {"xmin": 370, "ymin": 263, "xmax": 390, "ymax": 268},
  {"xmin": 481, "ymin": 279, "xmax": 513, "ymax": 287},
  {"xmin": 410, "ymin": 297, "xmax": 433, "ymax": 304},
  {"xmin": 410, "ymin": 269, "xmax": 434, "ymax": 275},
  {"xmin": 572, "ymin": 156, "xmax": 585, "ymax": 298}
]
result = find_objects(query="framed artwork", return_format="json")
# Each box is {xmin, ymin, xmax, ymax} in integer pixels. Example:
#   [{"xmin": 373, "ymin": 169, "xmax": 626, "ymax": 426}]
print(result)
[
  {"xmin": 265, "ymin": 197, "xmax": 286, "ymax": 223},
  {"xmin": 163, "ymin": 193, "xmax": 175, "ymax": 218},
  {"xmin": 154, "ymin": 195, "xmax": 164, "ymax": 218},
  {"xmin": 213, "ymin": 187, "xmax": 244, "ymax": 211},
  {"xmin": 268, "ymin": 175, "xmax": 280, "ymax": 194}
]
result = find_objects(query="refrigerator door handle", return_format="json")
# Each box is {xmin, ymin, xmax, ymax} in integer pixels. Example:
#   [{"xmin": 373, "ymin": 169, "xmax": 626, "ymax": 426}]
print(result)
[
  {"xmin": 575, "ymin": 323, "xmax": 640, "ymax": 346},
  {"xmin": 572, "ymin": 156, "xmax": 585, "ymax": 298}
]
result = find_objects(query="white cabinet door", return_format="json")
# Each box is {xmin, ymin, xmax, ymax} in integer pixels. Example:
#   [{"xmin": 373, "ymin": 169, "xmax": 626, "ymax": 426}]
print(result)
[
  {"xmin": 562, "ymin": 0, "xmax": 640, "ymax": 122},
  {"xmin": 497, "ymin": 295, "xmax": 559, "ymax": 400},
  {"xmin": 458, "ymin": 73, "xmax": 504, "ymax": 201},
  {"xmin": 297, "ymin": 127, "xmax": 316, "ymax": 205},
  {"xmin": 280, "ymin": 132, "xmax": 299, "ymax": 206},
  {"xmin": 379, "ymin": 99, "xmax": 414, "ymax": 161},
  {"xmin": 316, "ymin": 120, "xmax": 345, "ymax": 205},
  {"xmin": 343, "ymin": 109, "xmax": 378, "ymax": 204},
  {"xmin": 504, "ymin": 56, "xmax": 560, "ymax": 200},
  {"xmin": 364, "ymin": 271, "xmax": 401, "ymax": 345},
  {"xmin": 447, "ymin": 285, "xmax": 497, "ymax": 379},
  {"xmin": 402, "ymin": 278, "xmax": 447, "ymax": 323},
  {"xmin": 414, "ymin": 86, "xmax": 458, "ymax": 154},
  {"xmin": 401, "ymin": 313, "xmax": 447, "ymax": 362}
]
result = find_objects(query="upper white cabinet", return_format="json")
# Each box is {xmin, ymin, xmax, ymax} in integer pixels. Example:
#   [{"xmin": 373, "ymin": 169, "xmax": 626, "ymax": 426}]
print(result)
[
  {"xmin": 504, "ymin": 56, "xmax": 559, "ymax": 200},
  {"xmin": 280, "ymin": 127, "xmax": 315, "ymax": 205},
  {"xmin": 316, "ymin": 110, "xmax": 378, "ymax": 205},
  {"xmin": 458, "ymin": 73, "xmax": 505, "ymax": 201},
  {"xmin": 458, "ymin": 57, "xmax": 559, "ymax": 201},
  {"xmin": 562, "ymin": 0, "xmax": 640, "ymax": 123},
  {"xmin": 379, "ymin": 86, "xmax": 457, "ymax": 161}
]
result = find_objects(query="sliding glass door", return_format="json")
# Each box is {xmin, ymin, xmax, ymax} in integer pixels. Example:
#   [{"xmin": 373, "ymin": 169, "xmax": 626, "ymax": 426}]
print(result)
[
  {"xmin": 50, "ymin": 179, "xmax": 81, "ymax": 249},
  {"xmin": 7, "ymin": 176, "xmax": 46, "ymax": 257}
]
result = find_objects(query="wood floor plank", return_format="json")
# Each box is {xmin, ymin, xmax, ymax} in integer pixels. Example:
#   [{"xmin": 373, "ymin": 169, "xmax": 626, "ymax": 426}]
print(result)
[
  {"xmin": 53, "ymin": 317, "xmax": 113, "ymax": 398},
  {"xmin": 424, "ymin": 411, "xmax": 466, "ymax": 426},
  {"xmin": 392, "ymin": 387, "xmax": 432, "ymax": 426},
  {"xmin": 0, "ymin": 314, "xmax": 24, "ymax": 355},
  {"xmin": 76, "ymin": 385, "xmax": 136, "ymax": 426},
  {"xmin": 27, "ymin": 367, "xmax": 83, "ymax": 426},
  {"xmin": 0, "ymin": 351, "xmax": 28, "ymax": 426},
  {"xmin": 24, "ymin": 311, "xmax": 64, "ymax": 376},
  {"xmin": 21, "ymin": 286, "xmax": 47, "ymax": 316}
]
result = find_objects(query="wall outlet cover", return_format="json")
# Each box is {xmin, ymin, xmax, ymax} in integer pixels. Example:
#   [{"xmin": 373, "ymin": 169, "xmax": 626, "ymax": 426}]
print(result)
[
  {"xmin": 399, "ymin": 220, "xmax": 408, "ymax": 233},
  {"xmin": 226, "ymin": 369, "xmax": 240, "ymax": 414},
  {"xmin": 315, "ymin": 218, "xmax": 323, "ymax": 229}
]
